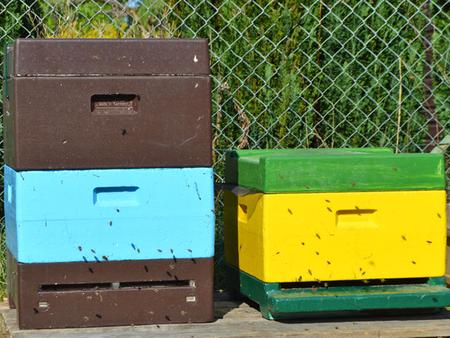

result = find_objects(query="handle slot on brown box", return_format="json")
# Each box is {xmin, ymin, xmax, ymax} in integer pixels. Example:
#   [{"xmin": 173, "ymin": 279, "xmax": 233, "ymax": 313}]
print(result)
[{"xmin": 91, "ymin": 94, "xmax": 139, "ymax": 115}]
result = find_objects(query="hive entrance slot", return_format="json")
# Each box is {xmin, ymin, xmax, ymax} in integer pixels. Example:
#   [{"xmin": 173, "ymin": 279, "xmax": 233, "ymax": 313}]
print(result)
[
  {"xmin": 40, "ymin": 280, "xmax": 192, "ymax": 292},
  {"xmin": 91, "ymin": 94, "xmax": 139, "ymax": 115},
  {"xmin": 280, "ymin": 277, "xmax": 429, "ymax": 290},
  {"xmin": 120, "ymin": 280, "xmax": 192, "ymax": 289},
  {"xmin": 40, "ymin": 282, "xmax": 112, "ymax": 292}
]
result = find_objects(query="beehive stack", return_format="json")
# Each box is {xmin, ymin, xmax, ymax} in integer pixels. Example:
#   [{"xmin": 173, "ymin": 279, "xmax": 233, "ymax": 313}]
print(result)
[
  {"xmin": 3, "ymin": 39, "xmax": 215, "ymax": 329},
  {"xmin": 224, "ymin": 148, "xmax": 450, "ymax": 320}
]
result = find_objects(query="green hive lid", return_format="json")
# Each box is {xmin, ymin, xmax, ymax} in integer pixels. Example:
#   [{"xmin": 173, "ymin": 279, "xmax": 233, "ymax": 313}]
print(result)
[{"xmin": 225, "ymin": 148, "xmax": 445, "ymax": 193}]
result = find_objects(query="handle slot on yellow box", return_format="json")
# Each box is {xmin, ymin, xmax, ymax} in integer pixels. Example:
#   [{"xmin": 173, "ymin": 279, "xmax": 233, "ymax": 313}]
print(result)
[{"xmin": 336, "ymin": 208, "xmax": 377, "ymax": 229}]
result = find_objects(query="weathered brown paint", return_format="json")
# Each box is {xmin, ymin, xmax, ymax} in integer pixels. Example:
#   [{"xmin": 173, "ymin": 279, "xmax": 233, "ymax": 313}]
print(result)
[
  {"xmin": 4, "ymin": 76, "xmax": 211, "ymax": 169},
  {"xmin": 7, "ymin": 39, "xmax": 210, "ymax": 77},
  {"xmin": 7, "ymin": 252, "xmax": 214, "ymax": 329},
  {"xmin": 4, "ymin": 39, "xmax": 212, "ymax": 170}
]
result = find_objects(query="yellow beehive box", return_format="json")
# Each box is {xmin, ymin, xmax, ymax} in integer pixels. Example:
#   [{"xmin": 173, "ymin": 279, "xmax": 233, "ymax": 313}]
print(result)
[{"xmin": 224, "ymin": 190, "xmax": 446, "ymax": 283}]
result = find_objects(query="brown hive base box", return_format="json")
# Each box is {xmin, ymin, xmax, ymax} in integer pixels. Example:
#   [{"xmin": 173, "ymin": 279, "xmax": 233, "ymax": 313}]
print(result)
[
  {"xmin": 4, "ymin": 39, "xmax": 212, "ymax": 170},
  {"xmin": 7, "ymin": 252, "xmax": 214, "ymax": 329}
]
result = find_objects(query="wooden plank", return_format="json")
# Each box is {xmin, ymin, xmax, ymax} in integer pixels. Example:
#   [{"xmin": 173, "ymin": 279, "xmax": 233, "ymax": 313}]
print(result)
[
  {"xmin": 225, "ymin": 149, "xmax": 445, "ymax": 193},
  {"xmin": 2, "ymin": 301, "xmax": 450, "ymax": 337}
]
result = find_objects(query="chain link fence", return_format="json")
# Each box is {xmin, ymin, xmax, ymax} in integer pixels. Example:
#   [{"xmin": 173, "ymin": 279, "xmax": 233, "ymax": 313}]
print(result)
[{"xmin": 0, "ymin": 0, "xmax": 449, "ymax": 292}]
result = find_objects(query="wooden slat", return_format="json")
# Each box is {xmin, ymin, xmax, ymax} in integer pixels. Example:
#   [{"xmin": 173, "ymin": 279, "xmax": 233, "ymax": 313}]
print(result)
[{"xmin": 2, "ymin": 301, "xmax": 450, "ymax": 337}]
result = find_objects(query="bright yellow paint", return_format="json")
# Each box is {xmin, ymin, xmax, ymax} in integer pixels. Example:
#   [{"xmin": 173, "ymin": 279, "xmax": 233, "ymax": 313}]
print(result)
[{"xmin": 224, "ymin": 190, "xmax": 447, "ymax": 283}]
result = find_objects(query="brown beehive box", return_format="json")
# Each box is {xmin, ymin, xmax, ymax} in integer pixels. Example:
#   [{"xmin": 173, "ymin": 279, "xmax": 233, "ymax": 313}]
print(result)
[
  {"xmin": 7, "ymin": 251, "xmax": 214, "ymax": 329},
  {"xmin": 3, "ymin": 39, "xmax": 212, "ymax": 169}
]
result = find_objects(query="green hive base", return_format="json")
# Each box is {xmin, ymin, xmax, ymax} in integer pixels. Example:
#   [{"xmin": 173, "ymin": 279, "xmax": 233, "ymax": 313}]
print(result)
[{"xmin": 227, "ymin": 266, "xmax": 450, "ymax": 320}]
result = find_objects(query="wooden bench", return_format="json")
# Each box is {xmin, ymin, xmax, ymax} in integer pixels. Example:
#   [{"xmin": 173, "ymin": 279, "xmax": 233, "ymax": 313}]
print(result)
[{"xmin": 1, "ymin": 300, "xmax": 450, "ymax": 337}]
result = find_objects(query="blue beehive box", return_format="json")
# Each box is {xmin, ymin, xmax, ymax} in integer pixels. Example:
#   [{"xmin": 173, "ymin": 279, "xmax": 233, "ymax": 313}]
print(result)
[{"xmin": 5, "ymin": 165, "xmax": 215, "ymax": 263}]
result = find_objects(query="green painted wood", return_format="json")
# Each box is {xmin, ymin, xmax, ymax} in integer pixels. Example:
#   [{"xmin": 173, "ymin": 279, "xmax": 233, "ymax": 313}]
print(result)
[
  {"xmin": 225, "ymin": 148, "xmax": 393, "ymax": 186},
  {"xmin": 236, "ymin": 269, "xmax": 450, "ymax": 320},
  {"xmin": 225, "ymin": 148, "xmax": 445, "ymax": 193}
]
